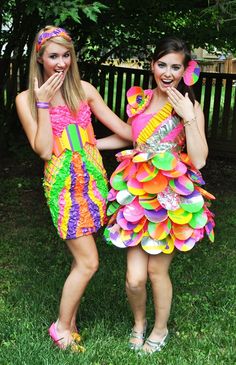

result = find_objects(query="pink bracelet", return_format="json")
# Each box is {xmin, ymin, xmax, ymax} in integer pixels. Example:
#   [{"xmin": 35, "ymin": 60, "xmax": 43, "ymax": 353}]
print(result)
[{"xmin": 36, "ymin": 101, "xmax": 49, "ymax": 109}]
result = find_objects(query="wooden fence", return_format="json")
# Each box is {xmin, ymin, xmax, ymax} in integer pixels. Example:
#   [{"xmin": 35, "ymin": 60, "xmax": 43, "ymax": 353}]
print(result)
[
  {"xmin": 80, "ymin": 64, "xmax": 236, "ymax": 157},
  {"xmin": 1, "ymin": 60, "xmax": 236, "ymax": 157}
]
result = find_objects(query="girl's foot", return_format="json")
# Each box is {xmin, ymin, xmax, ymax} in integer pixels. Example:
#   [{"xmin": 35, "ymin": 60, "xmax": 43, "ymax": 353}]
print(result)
[
  {"xmin": 70, "ymin": 322, "xmax": 78, "ymax": 333},
  {"xmin": 128, "ymin": 320, "xmax": 147, "ymax": 351},
  {"xmin": 48, "ymin": 322, "xmax": 71, "ymax": 349},
  {"xmin": 142, "ymin": 328, "xmax": 169, "ymax": 354},
  {"xmin": 49, "ymin": 322, "xmax": 85, "ymax": 352}
]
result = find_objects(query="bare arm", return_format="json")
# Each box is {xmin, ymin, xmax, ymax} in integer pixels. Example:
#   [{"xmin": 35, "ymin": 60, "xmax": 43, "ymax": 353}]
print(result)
[
  {"xmin": 96, "ymin": 117, "xmax": 133, "ymax": 150},
  {"xmin": 82, "ymin": 81, "xmax": 133, "ymax": 142},
  {"xmin": 15, "ymin": 73, "xmax": 64, "ymax": 160},
  {"xmin": 184, "ymin": 103, "xmax": 208, "ymax": 169},
  {"xmin": 167, "ymin": 87, "xmax": 208, "ymax": 169},
  {"xmin": 16, "ymin": 91, "xmax": 54, "ymax": 160},
  {"xmin": 96, "ymin": 134, "xmax": 132, "ymax": 150}
]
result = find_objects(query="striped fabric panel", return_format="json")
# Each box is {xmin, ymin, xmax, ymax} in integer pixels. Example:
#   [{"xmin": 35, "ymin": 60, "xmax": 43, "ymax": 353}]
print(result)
[
  {"xmin": 53, "ymin": 123, "xmax": 96, "ymax": 157},
  {"xmin": 44, "ymin": 152, "xmax": 72, "ymax": 234},
  {"xmin": 44, "ymin": 148, "xmax": 107, "ymax": 240}
]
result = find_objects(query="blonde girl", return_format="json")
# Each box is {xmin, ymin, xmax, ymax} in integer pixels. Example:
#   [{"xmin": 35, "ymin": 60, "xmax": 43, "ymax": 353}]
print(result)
[{"xmin": 16, "ymin": 25, "xmax": 132, "ymax": 351}]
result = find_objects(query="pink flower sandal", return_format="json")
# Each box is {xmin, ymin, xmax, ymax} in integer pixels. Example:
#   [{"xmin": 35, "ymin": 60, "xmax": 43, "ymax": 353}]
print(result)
[{"xmin": 48, "ymin": 322, "xmax": 85, "ymax": 353}]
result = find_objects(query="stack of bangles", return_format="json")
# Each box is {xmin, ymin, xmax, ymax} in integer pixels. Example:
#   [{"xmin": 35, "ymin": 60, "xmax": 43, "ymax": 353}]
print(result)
[
  {"xmin": 183, "ymin": 116, "xmax": 197, "ymax": 127},
  {"xmin": 36, "ymin": 101, "xmax": 49, "ymax": 109}
]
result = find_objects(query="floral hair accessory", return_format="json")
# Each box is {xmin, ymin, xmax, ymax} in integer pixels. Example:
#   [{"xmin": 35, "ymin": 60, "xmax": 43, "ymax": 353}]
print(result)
[
  {"xmin": 36, "ymin": 27, "xmax": 72, "ymax": 52},
  {"xmin": 126, "ymin": 86, "xmax": 153, "ymax": 117},
  {"xmin": 183, "ymin": 60, "xmax": 201, "ymax": 86}
]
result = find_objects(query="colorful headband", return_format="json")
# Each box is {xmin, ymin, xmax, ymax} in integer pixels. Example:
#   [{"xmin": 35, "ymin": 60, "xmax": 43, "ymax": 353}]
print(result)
[
  {"xmin": 183, "ymin": 60, "xmax": 201, "ymax": 86},
  {"xmin": 36, "ymin": 27, "xmax": 72, "ymax": 52}
]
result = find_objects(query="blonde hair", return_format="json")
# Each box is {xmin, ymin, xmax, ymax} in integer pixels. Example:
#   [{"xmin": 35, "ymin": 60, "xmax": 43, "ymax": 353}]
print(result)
[{"xmin": 28, "ymin": 25, "xmax": 85, "ymax": 118}]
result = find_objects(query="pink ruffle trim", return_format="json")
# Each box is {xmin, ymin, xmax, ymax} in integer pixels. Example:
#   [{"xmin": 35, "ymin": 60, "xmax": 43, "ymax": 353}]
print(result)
[{"xmin": 49, "ymin": 102, "xmax": 92, "ymax": 137}]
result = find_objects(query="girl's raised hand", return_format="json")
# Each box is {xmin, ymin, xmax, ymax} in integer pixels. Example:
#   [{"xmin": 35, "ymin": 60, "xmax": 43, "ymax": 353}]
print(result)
[
  {"xmin": 166, "ymin": 87, "xmax": 195, "ymax": 120},
  {"xmin": 34, "ymin": 72, "xmax": 64, "ymax": 102}
]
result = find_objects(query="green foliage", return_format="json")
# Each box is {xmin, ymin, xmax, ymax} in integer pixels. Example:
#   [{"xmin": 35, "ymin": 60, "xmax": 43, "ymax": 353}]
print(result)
[
  {"xmin": 204, "ymin": 0, "xmax": 236, "ymax": 26},
  {"xmin": 75, "ymin": 0, "xmax": 236, "ymax": 62},
  {"xmin": 0, "ymin": 0, "xmax": 236, "ymax": 62},
  {"xmin": 38, "ymin": 1, "xmax": 108, "ymax": 25},
  {"xmin": 81, "ymin": 2, "xmax": 108, "ymax": 22},
  {"xmin": 201, "ymin": 1, "xmax": 236, "ymax": 49}
]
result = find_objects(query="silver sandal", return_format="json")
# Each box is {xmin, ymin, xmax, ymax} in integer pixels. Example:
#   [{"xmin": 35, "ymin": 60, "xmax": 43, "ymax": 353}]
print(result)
[
  {"xmin": 142, "ymin": 330, "xmax": 169, "ymax": 354},
  {"xmin": 128, "ymin": 321, "xmax": 147, "ymax": 351}
]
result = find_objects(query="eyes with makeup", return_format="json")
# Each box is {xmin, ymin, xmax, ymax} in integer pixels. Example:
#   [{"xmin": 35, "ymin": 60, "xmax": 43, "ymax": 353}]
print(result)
[
  {"xmin": 156, "ymin": 62, "xmax": 183, "ymax": 72},
  {"xmin": 49, "ymin": 52, "xmax": 70, "ymax": 60}
]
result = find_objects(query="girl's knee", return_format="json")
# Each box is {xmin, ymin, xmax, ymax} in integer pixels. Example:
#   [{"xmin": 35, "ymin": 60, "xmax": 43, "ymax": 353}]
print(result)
[
  {"xmin": 148, "ymin": 265, "xmax": 169, "ymax": 282},
  {"xmin": 126, "ymin": 273, "xmax": 147, "ymax": 292},
  {"xmin": 147, "ymin": 254, "xmax": 174, "ymax": 281},
  {"xmin": 88, "ymin": 258, "xmax": 99, "ymax": 275},
  {"xmin": 81, "ymin": 258, "xmax": 99, "ymax": 277}
]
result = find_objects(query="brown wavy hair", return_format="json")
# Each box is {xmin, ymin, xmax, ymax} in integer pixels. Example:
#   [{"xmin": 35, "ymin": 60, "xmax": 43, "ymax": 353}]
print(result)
[{"xmin": 152, "ymin": 37, "xmax": 196, "ymax": 104}]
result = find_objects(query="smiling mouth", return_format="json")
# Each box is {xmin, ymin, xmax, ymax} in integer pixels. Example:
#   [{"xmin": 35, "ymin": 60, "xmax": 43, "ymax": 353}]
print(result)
[{"xmin": 161, "ymin": 79, "xmax": 173, "ymax": 85}]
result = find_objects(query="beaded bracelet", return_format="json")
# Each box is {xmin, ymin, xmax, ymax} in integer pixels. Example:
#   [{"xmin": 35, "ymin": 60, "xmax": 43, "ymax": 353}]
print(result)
[
  {"xmin": 36, "ymin": 101, "xmax": 49, "ymax": 109},
  {"xmin": 183, "ymin": 117, "xmax": 196, "ymax": 127}
]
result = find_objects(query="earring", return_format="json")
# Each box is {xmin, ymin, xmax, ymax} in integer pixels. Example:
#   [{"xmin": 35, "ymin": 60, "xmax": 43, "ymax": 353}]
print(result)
[{"xmin": 183, "ymin": 60, "xmax": 200, "ymax": 86}]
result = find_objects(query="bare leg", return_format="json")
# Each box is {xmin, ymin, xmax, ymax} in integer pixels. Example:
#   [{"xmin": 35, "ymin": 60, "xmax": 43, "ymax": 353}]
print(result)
[
  {"xmin": 126, "ymin": 246, "xmax": 148, "ymax": 347},
  {"xmin": 143, "ymin": 251, "xmax": 175, "ymax": 352},
  {"xmin": 55, "ymin": 234, "xmax": 99, "ymax": 346},
  {"xmin": 70, "ymin": 259, "xmax": 78, "ymax": 333}
]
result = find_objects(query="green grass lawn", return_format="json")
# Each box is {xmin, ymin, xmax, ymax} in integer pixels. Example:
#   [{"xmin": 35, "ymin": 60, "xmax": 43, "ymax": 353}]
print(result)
[{"xmin": 1, "ymin": 145, "xmax": 236, "ymax": 365}]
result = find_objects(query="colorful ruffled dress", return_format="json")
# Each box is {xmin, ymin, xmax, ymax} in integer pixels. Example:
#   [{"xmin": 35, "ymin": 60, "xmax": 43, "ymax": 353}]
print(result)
[
  {"xmin": 43, "ymin": 102, "xmax": 108, "ymax": 240},
  {"xmin": 104, "ymin": 87, "xmax": 215, "ymax": 254}
]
